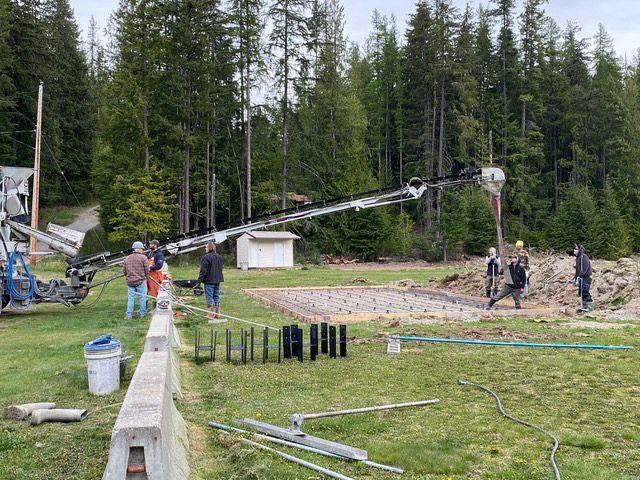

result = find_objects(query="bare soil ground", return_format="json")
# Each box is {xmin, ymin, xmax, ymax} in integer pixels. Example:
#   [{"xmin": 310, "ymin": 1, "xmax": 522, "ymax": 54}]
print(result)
[
  {"xmin": 430, "ymin": 253, "xmax": 640, "ymax": 320},
  {"xmin": 327, "ymin": 254, "xmax": 640, "ymax": 320}
]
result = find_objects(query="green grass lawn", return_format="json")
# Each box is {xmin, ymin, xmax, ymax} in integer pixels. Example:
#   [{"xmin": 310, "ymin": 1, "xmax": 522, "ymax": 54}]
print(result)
[{"xmin": 0, "ymin": 261, "xmax": 639, "ymax": 480}]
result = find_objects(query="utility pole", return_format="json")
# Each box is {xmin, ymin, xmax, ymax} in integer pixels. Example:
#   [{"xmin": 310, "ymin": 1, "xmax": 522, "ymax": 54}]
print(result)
[
  {"xmin": 211, "ymin": 173, "xmax": 216, "ymax": 229},
  {"xmin": 30, "ymin": 82, "xmax": 44, "ymax": 265}
]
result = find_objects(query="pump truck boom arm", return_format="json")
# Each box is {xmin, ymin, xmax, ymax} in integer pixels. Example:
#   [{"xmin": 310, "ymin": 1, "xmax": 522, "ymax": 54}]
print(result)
[
  {"xmin": 0, "ymin": 165, "xmax": 504, "ymax": 311},
  {"xmin": 66, "ymin": 167, "xmax": 504, "ymax": 280}
]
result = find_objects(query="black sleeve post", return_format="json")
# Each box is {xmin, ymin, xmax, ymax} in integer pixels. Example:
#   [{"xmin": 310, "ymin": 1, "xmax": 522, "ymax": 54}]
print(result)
[
  {"xmin": 329, "ymin": 325, "xmax": 337, "ymax": 359},
  {"xmin": 296, "ymin": 327, "xmax": 304, "ymax": 362},
  {"xmin": 195, "ymin": 328, "xmax": 199, "ymax": 361},
  {"xmin": 291, "ymin": 324, "xmax": 299, "ymax": 357},
  {"xmin": 310, "ymin": 324, "xmax": 318, "ymax": 361},
  {"xmin": 321, "ymin": 322, "xmax": 328, "ymax": 354},
  {"xmin": 339, "ymin": 324, "xmax": 347, "ymax": 357},
  {"xmin": 263, "ymin": 327, "xmax": 268, "ymax": 363},
  {"xmin": 278, "ymin": 329, "xmax": 282, "ymax": 363},
  {"xmin": 242, "ymin": 328, "xmax": 247, "ymax": 364},
  {"xmin": 250, "ymin": 327, "xmax": 255, "ymax": 362},
  {"xmin": 283, "ymin": 326, "xmax": 291, "ymax": 359}
]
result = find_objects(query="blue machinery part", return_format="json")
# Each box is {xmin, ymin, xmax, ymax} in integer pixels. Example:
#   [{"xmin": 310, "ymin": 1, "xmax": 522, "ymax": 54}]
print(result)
[
  {"xmin": 394, "ymin": 335, "xmax": 633, "ymax": 350},
  {"xmin": 6, "ymin": 250, "xmax": 35, "ymax": 302}
]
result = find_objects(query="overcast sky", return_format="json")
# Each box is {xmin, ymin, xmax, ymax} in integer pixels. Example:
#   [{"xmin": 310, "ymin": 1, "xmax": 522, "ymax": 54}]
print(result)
[{"xmin": 70, "ymin": 0, "xmax": 639, "ymax": 61}]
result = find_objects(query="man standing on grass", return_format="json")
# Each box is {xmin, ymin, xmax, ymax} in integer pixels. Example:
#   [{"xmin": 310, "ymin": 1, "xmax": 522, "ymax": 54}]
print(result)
[
  {"xmin": 198, "ymin": 241, "xmax": 224, "ymax": 319},
  {"xmin": 123, "ymin": 241, "xmax": 150, "ymax": 320},
  {"xmin": 486, "ymin": 254, "xmax": 526, "ymax": 310},
  {"xmin": 146, "ymin": 239, "xmax": 165, "ymax": 305}
]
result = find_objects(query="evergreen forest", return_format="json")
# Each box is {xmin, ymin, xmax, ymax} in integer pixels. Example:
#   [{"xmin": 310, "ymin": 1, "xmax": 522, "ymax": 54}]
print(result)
[{"xmin": 1, "ymin": 0, "xmax": 639, "ymax": 260}]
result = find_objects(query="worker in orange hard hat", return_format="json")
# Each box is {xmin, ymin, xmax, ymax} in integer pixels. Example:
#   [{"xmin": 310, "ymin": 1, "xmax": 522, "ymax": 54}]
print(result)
[{"xmin": 514, "ymin": 240, "xmax": 530, "ymax": 299}]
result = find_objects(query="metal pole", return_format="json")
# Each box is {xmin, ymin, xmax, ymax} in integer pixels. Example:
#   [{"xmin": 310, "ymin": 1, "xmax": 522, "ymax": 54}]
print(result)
[
  {"xmin": 208, "ymin": 422, "xmax": 404, "ymax": 475},
  {"xmin": 300, "ymin": 399, "xmax": 440, "ymax": 421},
  {"xmin": 30, "ymin": 81, "xmax": 44, "ymax": 265},
  {"xmin": 289, "ymin": 399, "xmax": 440, "ymax": 434},
  {"xmin": 212, "ymin": 426, "xmax": 354, "ymax": 480},
  {"xmin": 397, "ymin": 335, "xmax": 632, "ymax": 350}
]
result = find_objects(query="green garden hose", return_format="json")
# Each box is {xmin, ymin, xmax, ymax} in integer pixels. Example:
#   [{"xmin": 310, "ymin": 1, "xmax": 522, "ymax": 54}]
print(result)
[{"xmin": 458, "ymin": 379, "xmax": 560, "ymax": 480}]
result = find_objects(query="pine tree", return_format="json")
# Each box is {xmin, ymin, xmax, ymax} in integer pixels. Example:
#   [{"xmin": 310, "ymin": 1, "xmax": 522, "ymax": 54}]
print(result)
[
  {"xmin": 229, "ymin": 0, "xmax": 264, "ymax": 219},
  {"xmin": 40, "ymin": 0, "xmax": 95, "ymax": 203},
  {"xmin": 612, "ymin": 57, "xmax": 640, "ymax": 249},
  {"xmin": 107, "ymin": 167, "xmax": 176, "ymax": 242},
  {"xmin": 588, "ymin": 24, "xmax": 624, "ymax": 188},
  {"xmin": 539, "ymin": 17, "xmax": 567, "ymax": 212},
  {"xmin": 560, "ymin": 23, "xmax": 591, "ymax": 186},
  {"xmin": 402, "ymin": 1, "xmax": 437, "ymax": 231},
  {"xmin": 591, "ymin": 183, "xmax": 630, "ymax": 259},
  {"xmin": 0, "ymin": 0, "xmax": 16, "ymax": 164},
  {"xmin": 7, "ymin": 0, "xmax": 45, "ymax": 172},
  {"xmin": 451, "ymin": 3, "xmax": 483, "ymax": 165},
  {"xmin": 548, "ymin": 185, "xmax": 596, "ymax": 251},
  {"xmin": 267, "ymin": 0, "xmax": 310, "ymax": 209}
]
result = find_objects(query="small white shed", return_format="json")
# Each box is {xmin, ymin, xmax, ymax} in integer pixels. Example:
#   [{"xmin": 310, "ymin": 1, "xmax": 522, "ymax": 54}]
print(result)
[{"xmin": 236, "ymin": 231, "xmax": 300, "ymax": 269}]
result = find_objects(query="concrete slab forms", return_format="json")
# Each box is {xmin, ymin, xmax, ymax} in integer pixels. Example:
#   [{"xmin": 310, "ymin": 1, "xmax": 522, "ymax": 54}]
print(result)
[
  {"xmin": 244, "ymin": 285, "xmax": 558, "ymax": 323},
  {"xmin": 102, "ymin": 351, "xmax": 189, "ymax": 480}
]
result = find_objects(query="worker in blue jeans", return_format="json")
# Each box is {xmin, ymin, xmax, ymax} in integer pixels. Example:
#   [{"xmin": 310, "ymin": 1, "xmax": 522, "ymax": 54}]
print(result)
[
  {"xmin": 123, "ymin": 241, "xmax": 150, "ymax": 319},
  {"xmin": 198, "ymin": 241, "xmax": 224, "ymax": 319}
]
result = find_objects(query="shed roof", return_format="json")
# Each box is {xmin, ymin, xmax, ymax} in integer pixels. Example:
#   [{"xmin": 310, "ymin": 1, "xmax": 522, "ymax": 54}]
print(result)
[{"xmin": 241, "ymin": 231, "xmax": 300, "ymax": 240}]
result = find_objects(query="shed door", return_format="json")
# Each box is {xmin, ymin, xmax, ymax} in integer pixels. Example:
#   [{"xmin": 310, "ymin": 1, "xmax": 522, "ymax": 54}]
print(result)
[
  {"xmin": 274, "ymin": 242, "xmax": 285, "ymax": 266},
  {"xmin": 249, "ymin": 241, "xmax": 260, "ymax": 267}
]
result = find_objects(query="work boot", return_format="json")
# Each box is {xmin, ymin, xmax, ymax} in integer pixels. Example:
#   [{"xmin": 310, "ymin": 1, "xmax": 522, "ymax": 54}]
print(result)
[
  {"xmin": 585, "ymin": 301, "xmax": 594, "ymax": 312},
  {"xmin": 214, "ymin": 305, "xmax": 221, "ymax": 318},
  {"xmin": 485, "ymin": 288, "xmax": 491, "ymax": 298},
  {"xmin": 485, "ymin": 300, "xmax": 495, "ymax": 310},
  {"xmin": 206, "ymin": 304, "xmax": 215, "ymax": 319}
]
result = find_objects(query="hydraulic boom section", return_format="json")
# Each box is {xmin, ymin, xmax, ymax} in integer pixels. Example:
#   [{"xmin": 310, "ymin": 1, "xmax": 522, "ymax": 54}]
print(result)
[
  {"xmin": 157, "ymin": 167, "xmax": 504, "ymax": 257},
  {"xmin": 0, "ymin": 165, "xmax": 504, "ymax": 312},
  {"xmin": 66, "ymin": 167, "xmax": 504, "ymax": 281}
]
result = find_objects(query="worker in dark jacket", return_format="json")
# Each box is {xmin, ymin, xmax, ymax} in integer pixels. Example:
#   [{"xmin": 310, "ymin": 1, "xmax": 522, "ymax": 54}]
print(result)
[
  {"xmin": 198, "ymin": 241, "xmax": 224, "ymax": 319},
  {"xmin": 486, "ymin": 254, "xmax": 526, "ymax": 309},
  {"xmin": 146, "ymin": 239, "xmax": 165, "ymax": 300},
  {"xmin": 573, "ymin": 244, "xmax": 593, "ymax": 312}
]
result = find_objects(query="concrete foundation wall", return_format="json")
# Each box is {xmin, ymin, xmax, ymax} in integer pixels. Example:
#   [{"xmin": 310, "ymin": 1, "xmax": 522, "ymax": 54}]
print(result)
[
  {"xmin": 102, "ymin": 352, "xmax": 189, "ymax": 480},
  {"xmin": 102, "ymin": 274, "xmax": 189, "ymax": 479}
]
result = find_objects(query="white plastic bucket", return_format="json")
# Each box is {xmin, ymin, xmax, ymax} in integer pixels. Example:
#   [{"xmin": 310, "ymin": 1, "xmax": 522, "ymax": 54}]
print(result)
[{"xmin": 84, "ymin": 338, "xmax": 121, "ymax": 395}]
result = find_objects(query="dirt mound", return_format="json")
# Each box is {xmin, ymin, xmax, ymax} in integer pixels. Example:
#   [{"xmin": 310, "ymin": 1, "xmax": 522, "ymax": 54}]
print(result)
[{"xmin": 431, "ymin": 253, "xmax": 640, "ymax": 318}]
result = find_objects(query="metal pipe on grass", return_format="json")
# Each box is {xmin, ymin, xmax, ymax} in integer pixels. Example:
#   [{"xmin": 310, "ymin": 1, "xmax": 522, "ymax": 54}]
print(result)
[
  {"xmin": 213, "ymin": 426, "xmax": 354, "ymax": 480},
  {"xmin": 396, "ymin": 335, "xmax": 632, "ymax": 350},
  {"xmin": 209, "ymin": 421, "xmax": 404, "ymax": 475},
  {"xmin": 298, "ymin": 399, "xmax": 440, "ymax": 421}
]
